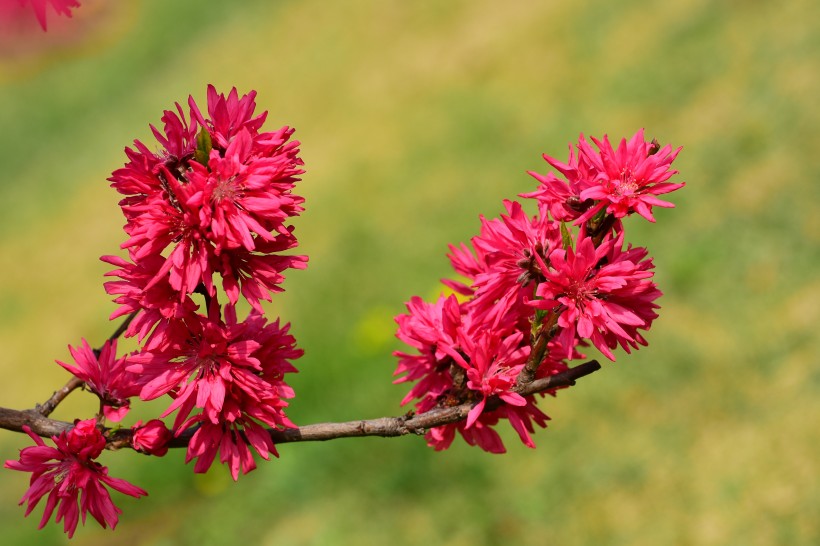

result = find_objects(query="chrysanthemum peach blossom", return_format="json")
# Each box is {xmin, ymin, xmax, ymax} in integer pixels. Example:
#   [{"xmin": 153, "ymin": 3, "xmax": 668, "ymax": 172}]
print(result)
[
  {"xmin": 530, "ymin": 232, "xmax": 661, "ymax": 360},
  {"xmin": 108, "ymin": 86, "xmax": 306, "ymax": 310},
  {"xmin": 127, "ymin": 305, "xmax": 300, "ymax": 478},
  {"xmin": 56, "ymin": 339, "xmax": 140, "ymax": 422},
  {"xmin": 4, "ymin": 421, "xmax": 146, "ymax": 538},
  {"xmin": 576, "ymin": 129, "xmax": 684, "ymax": 223}
]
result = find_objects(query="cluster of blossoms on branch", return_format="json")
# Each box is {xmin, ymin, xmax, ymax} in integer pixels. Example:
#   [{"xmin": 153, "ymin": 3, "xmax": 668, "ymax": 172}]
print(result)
[
  {"xmin": 2, "ymin": 76, "xmax": 684, "ymax": 538},
  {"xmin": 394, "ymin": 129, "xmax": 682, "ymax": 453},
  {"xmin": 5, "ymin": 86, "xmax": 306, "ymax": 536}
]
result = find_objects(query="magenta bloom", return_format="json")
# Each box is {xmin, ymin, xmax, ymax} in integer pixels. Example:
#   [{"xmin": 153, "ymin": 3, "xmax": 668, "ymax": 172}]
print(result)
[
  {"xmin": 394, "ymin": 295, "xmax": 559, "ymax": 453},
  {"xmin": 56, "ymin": 339, "xmax": 140, "ymax": 422},
  {"xmin": 131, "ymin": 420, "xmax": 172, "ymax": 457},
  {"xmin": 188, "ymin": 85, "xmax": 269, "ymax": 151},
  {"xmin": 108, "ymin": 85, "xmax": 306, "ymax": 311},
  {"xmin": 440, "ymin": 330, "xmax": 528, "ymax": 429},
  {"xmin": 523, "ymin": 142, "xmax": 600, "ymax": 222},
  {"xmin": 524, "ymin": 130, "xmax": 683, "ymax": 224},
  {"xmin": 397, "ymin": 132, "xmax": 682, "ymax": 452},
  {"xmin": 15, "ymin": 0, "xmax": 80, "ymax": 30},
  {"xmin": 127, "ymin": 307, "xmax": 301, "ymax": 479},
  {"xmin": 426, "ymin": 400, "xmax": 552, "ymax": 454},
  {"xmin": 437, "ymin": 328, "xmax": 552, "ymax": 451},
  {"xmin": 393, "ymin": 295, "xmax": 464, "ymax": 411},
  {"xmin": 465, "ymin": 200, "xmax": 562, "ymax": 326},
  {"xmin": 5, "ymin": 421, "xmax": 147, "ymax": 538},
  {"xmin": 101, "ymin": 252, "xmax": 200, "ymax": 346},
  {"xmin": 186, "ymin": 418, "xmax": 278, "ymax": 480},
  {"xmin": 576, "ymin": 129, "xmax": 684, "ymax": 223},
  {"xmin": 215, "ymin": 228, "xmax": 308, "ymax": 313},
  {"xmin": 189, "ymin": 127, "xmax": 304, "ymax": 253},
  {"xmin": 531, "ymin": 233, "xmax": 661, "ymax": 360}
]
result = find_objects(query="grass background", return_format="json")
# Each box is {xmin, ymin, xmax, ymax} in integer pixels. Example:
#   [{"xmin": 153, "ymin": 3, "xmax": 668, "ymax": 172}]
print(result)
[{"xmin": 0, "ymin": 0, "xmax": 818, "ymax": 544}]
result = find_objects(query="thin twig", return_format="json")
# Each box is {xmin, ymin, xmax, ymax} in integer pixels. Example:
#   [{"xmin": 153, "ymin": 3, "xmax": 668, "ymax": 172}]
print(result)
[
  {"xmin": 36, "ymin": 312, "xmax": 138, "ymax": 418},
  {"xmin": 515, "ymin": 312, "xmax": 559, "ymax": 389},
  {"xmin": 36, "ymin": 377, "xmax": 84, "ymax": 417},
  {"xmin": 107, "ymin": 312, "xmax": 136, "ymax": 343}
]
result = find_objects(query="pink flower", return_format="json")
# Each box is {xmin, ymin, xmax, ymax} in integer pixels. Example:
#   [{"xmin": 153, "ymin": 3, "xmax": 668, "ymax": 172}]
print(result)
[
  {"xmin": 524, "ymin": 130, "xmax": 683, "ymax": 224},
  {"xmin": 531, "ymin": 232, "xmax": 661, "ymax": 360},
  {"xmin": 426, "ymin": 418, "xmax": 506, "ymax": 454},
  {"xmin": 108, "ymin": 85, "xmax": 306, "ymax": 311},
  {"xmin": 190, "ymin": 127, "xmax": 305, "ymax": 253},
  {"xmin": 215, "ymin": 228, "xmax": 307, "ymax": 313},
  {"xmin": 523, "ymin": 142, "xmax": 599, "ymax": 222},
  {"xmin": 576, "ymin": 129, "xmax": 684, "ymax": 223},
  {"xmin": 395, "ymin": 296, "xmax": 558, "ymax": 453},
  {"xmin": 465, "ymin": 200, "xmax": 562, "ymax": 327},
  {"xmin": 101, "ymin": 252, "xmax": 200, "ymax": 345},
  {"xmin": 398, "ymin": 132, "xmax": 681, "ymax": 452},
  {"xmin": 393, "ymin": 295, "xmax": 464, "ymax": 410},
  {"xmin": 442, "ymin": 241, "xmax": 481, "ymax": 296},
  {"xmin": 127, "ymin": 306, "xmax": 301, "ymax": 478},
  {"xmin": 440, "ymin": 330, "xmax": 528, "ymax": 429},
  {"xmin": 187, "ymin": 85, "xmax": 268, "ymax": 150},
  {"xmin": 186, "ymin": 418, "xmax": 277, "ymax": 481},
  {"xmin": 4, "ymin": 421, "xmax": 147, "ymax": 538},
  {"xmin": 14, "ymin": 0, "xmax": 80, "ymax": 30},
  {"xmin": 425, "ymin": 402, "xmax": 551, "ymax": 454},
  {"xmin": 55, "ymin": 339, "xmax": 140, "ymax": 422},
  {"xmin": 131, "ymin": 420, "xmax": 172, "ymax": 457}
]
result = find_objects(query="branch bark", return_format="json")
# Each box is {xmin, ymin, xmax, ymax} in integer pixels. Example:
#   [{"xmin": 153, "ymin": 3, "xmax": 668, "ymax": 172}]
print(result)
[
  {"xmin": 36, "ymin": 376, "xmax": 84, "ymax": 418},
  {"xmin": 1, "ymin": 360, "xmax": 601, "ymax": 450}
]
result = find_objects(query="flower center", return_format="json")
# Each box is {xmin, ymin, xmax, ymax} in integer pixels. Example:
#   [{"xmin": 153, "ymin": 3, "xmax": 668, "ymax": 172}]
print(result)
[
  {"xmin": 567, "ymin": 278, "xmax": 596, "ymax": 307},
  {"xmin": 614, "ymin": 169, "xmax": 640, "ymax": 197},
  {"xmin": 212, "ymin": 176, "xmax": 239, "ymax": 202}
]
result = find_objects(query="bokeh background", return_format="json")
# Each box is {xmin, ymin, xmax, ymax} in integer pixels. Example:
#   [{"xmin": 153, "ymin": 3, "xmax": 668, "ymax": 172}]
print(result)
[{"xmin": 0, "ymin": 0, "xmax": 818, "ymax": 544}]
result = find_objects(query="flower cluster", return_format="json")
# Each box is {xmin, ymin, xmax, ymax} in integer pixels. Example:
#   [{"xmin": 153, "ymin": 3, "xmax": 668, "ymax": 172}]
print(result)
[
  {"xmin": 6, "ymin": 120, "xmax": 682, "ymax": 538},
  {"xmin": 4, "ymin": 421, "xmax": 147, "ymax": 538},
  {"xmin": 394, "ymin": 130, "xmax": 682, "ymax": 453},
  {"xmin": 103, "ymin": 85, "xmax": 305, "ymax": 475},
  {"xmin": 6, "ymin": 86, "xmax": 306, "ymax": 537}
]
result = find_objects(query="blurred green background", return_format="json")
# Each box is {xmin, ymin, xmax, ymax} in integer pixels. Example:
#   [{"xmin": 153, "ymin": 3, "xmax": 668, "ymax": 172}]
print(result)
[{"xmin": 0, "ymin": 0, "xmax": 818, "ymax": 544}]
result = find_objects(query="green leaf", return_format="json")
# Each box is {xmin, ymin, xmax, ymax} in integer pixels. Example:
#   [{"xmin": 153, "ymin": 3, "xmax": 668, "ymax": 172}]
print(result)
[
  {"xmin": 560, "ymin": 221, "xmax": 573, "ymax": 250},
  {"xmin": 194, "ymin": 127, "xmax": 213, "ymax": 166},
  {"xmin": 531, "ymin": 308, "xmax": 548, "ymax": 338}
]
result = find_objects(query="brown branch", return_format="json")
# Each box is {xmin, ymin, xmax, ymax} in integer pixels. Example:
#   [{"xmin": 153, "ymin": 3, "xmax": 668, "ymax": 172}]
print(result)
[
  {"xmin": 107, "ymin": 312, "xmax": 136, "ymax": 343},
  {"xmin": 262, "ymin": 359, "xmax": 600, "ymax": 444},
  {"xmin": 515, "ymin": 311, "xmax": 560, "ymax": 389},
  {"xmin": 2, "ymin": 360, "xmax": 600, "ymax": 451},
  {"xmin": 589, "ymin": 213, "xmax": 616, "ymax": 246},
  {"xmin": 0, "ymin": 407, "xmax": 73, "ymax": 437},
  {"xmin": 36, "ymin": 376, "xmax": 85, "ymax": 417}
]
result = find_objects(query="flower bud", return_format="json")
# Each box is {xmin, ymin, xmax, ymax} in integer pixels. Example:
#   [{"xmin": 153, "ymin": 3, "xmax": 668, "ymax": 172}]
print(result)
[{"xmin": 132, "ymin": 420, "xmax": 172, "ymax": 457}]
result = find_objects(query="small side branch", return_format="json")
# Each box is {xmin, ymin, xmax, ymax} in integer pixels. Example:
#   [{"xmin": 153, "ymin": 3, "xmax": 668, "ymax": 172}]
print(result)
[
  {"xmin": 34, "ymin": 312, "xmax": 138, "ymax": 418},
  {"xmin": 515, "ymin": 312, "xmax": 559, "ymax": 389},
  {"xmin": 107, "ymin": 312, "xmax": 136, "ymax": 343},
  {"xmin": 36, "ymin": 377, "xmax": 84, "ymax": 417}
]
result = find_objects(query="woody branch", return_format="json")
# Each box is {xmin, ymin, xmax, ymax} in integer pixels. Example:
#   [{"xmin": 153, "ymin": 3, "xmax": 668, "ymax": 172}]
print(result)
[{"xmin": 0, "ymin": 360, "xmax": 600, "ymax": 448}]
